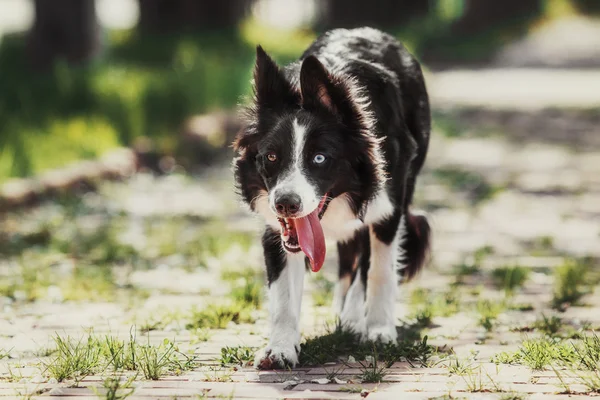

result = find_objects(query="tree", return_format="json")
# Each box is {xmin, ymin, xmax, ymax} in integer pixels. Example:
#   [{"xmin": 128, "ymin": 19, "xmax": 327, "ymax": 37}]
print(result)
[
  {"xmin": 449, "ymin": 0, "xmax": 541, "ymax": 36},
  {"xmin": 28, "ymin": 0, "xmax": 102, "ymax": 69},
  {"xmin": 138, "ymin": 0, "xmax": 252, "ymax": 33},
  {"xmin": 317, "ymin": 0, "xmax": 430, "ymax": 31}
]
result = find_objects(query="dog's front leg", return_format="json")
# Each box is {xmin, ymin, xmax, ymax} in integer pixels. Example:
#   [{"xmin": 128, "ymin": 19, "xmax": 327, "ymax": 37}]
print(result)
[
  {"xmin": 255, "ymin": 229, "xmax": 306, "ymax": 369},
  {"xmin": 365, "ymin": 216, "xmax": 400, "ymax": 343}
]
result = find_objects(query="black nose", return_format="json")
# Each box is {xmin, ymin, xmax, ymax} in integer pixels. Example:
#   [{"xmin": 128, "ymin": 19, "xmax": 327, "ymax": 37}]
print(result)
[{"xmin": 275, "ymin": 193, "xmax": 302, "ymax": 216}]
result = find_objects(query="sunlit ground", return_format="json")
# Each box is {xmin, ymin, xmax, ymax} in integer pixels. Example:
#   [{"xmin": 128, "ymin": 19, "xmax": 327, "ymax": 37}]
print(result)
[{"xmin": 1, "ymin": 109, "xmax": 600, "ymax": 397}]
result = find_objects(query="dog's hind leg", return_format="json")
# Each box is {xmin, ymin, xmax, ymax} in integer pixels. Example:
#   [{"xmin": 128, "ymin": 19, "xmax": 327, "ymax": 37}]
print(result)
[{"xmin": 255, "ymin": 228, "xmax": 306, "ymax": 369}]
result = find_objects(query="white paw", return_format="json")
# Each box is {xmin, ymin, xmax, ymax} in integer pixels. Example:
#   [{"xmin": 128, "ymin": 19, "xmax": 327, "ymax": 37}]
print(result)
[
  {"xmin": 367, "ymin": 324, "xmax": 397, "ymax": 343},
  {"xmin": 340, "ymin": 310, "xmax": 367, "ymax": 338},
  {"xmin": 254, "ymin": 343, "xmax": 299, "ymax": 370}
]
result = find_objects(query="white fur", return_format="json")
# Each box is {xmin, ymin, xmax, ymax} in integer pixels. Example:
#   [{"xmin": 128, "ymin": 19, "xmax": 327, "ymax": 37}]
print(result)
[
  {"xmin": 339, "ymin": 271, "xmax": 367, "ymax": 337},
  {"xmin": 255, "ymin": 252, "xmax": 306, "ymax": 368},
  {"xmin": 320, "ymin": 195, "xmax": 364, "ymax": 242},
  {"xmin": 254, "ymin": 190, "xmax": 281, "ymax": 229},
  {"xmin": 365, "ymin": 225, "xmax": 399, "ymax": 343},
  {"xmin": 332, "ymin": 274, "xmax": 352, "ymax": 315},
  {"xmin": 364, "ymin": 190, "xmax": 395, "ymax": 225},
  {"xmin": 269, "ymin": 119, "xmax": 319, "ymax": 217}
]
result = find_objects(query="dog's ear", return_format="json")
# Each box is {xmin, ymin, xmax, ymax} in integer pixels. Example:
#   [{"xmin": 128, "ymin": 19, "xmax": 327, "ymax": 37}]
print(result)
[
  {"xmin": 300, "ymin": 56, "xmax": 351, "ymax": 117},
  {"xmin": 254, "ymin": 46, "xmax": 299, "ymax": 111}
]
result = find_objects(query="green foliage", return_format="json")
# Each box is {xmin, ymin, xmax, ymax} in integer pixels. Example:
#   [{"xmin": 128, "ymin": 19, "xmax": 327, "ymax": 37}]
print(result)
[
  {"xmin": 475, "ymin": 299, "xmax": 505, "ymax": 333},
  {"xmin": 42, "ymin": 331, "xmax": 198, "ymax": 382},
  {"xmin": 311, "ymin": 274, "xmax": 335, "ymax": 307},
  {"xmin": 552, "ymin": 259, "xmax": 591, "ymax": 309},
  {"xmin": 534, "ymin": 315, "xmax": 563, "ymax": 337},
  {"xmin": 220, "ymin": 346, "xmax": 256, "ymax": 366},
  {"xmin": 298, "ymin": 324, "xmax": 433, "ymax": 367},
  {"xmin": 44, "ymin": 333, "xmax": 103, "ymax": 382},
  {"xmin": 433, "ymin": 167, "xmax": 499, "ymax": 205},
  {"xmin": 493, "ymin": 337, "xmax": 575, "ymax": 370},
  {"xmin": 186, "ymin": 302, "xmax": 255, "ymax": 330},
  {"xmin": 134, "ymin": 338, "xmax": 177, "ymax": 380},
  {"xmin": 491, "ymin": 266, "xmax": 530, "ymax": 296},
  {"xmin": 92, "ymin": 375, "xmax": 137, "ymax": 400},
  {"xmin": 0, "ymin": 28, "xmax": 255, "ymax": 181},
  {"xmin": 357, "ymin": 349, "xmax": 388, "ymax": 383},
  {"xmin": 410, "ymin": 288, "xmax": 461, "ymax": 326}
]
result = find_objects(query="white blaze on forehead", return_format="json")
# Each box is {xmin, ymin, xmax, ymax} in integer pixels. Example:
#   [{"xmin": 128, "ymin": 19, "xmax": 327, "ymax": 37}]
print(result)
[{"xmin": 269, "ymin": 118, "xmax": 319, "ymax": 217}]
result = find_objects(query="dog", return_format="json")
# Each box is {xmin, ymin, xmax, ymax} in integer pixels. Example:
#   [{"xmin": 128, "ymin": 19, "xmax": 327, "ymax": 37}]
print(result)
[{"xmin": 233, "ymin": 27, "xmax": 431, "ymax": 369}]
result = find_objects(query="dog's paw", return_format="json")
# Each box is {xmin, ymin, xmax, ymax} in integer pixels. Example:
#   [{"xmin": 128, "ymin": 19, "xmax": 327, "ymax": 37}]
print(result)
[
  {"xmin": 339, "ymin": 317, "xmax": 367, "ymax": 339},
  {"xmin": 366, "ymin": 324, "xmax": 397, "ymax": 343},
  {"xmin": 254, "ymin": 344, "xmax": 299, "ymax": 370},
  {"xmin": 340, "ymin": 305, "xmax": 367, "ymax": 338}
]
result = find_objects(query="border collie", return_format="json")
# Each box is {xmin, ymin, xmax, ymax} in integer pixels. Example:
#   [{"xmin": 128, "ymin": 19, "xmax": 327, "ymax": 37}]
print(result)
[{"xmin": 233, "ymin": 27, "xmax": 431, "ymax": 369}]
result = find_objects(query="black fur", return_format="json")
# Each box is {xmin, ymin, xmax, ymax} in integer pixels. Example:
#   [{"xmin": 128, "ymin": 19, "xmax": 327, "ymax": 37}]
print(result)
[{"xmin": 234, "ymin": 27, "xmax": 431, "ymax": 301}]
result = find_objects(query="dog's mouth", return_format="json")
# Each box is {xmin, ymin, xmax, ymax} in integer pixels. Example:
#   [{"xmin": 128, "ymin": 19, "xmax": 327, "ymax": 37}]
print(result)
[{"xmin": 277, "ymin": 195, "xmax": 331, "ymax": 272}]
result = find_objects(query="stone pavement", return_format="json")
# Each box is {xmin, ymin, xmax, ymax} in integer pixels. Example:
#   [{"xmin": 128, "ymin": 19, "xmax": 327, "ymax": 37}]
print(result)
[
  {"xmin": 1, "ymin": 49, "xmax": 600, "ymax": 398},
  {"xmin": 1, "ymin": 110, "xmax": 600, "ymax": 398}
]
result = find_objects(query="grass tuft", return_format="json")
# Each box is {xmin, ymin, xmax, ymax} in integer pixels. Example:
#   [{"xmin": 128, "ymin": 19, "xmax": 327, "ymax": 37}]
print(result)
[
  {"xmin": 491, "ymin": 265, "xmax": 530, "ymax": 296},
  {"xmin": 220, "ymin": 346, "xmax": 256, "ymax": 366},
  {"xmin": 186, "ymin": 302, "xmax": 255, "ymax": 330},
  {"xmin": 357, "ymin": 349, "xmax": 387, "ymax": 383},
  {"xmin": 299, "ymin": 324, "xmax": 433, "ymax": 367},
  {"xmin": 91, "ymin": 375, "xmax": 137, "ymax": 400},
  {"xmin": 44, "ymin": 333, "xmax": 103, "ymax": 383},
  {"xmin": 475, "ymin": 299, "xmax": 505, "ymax": 333},
  {"xmin": 552, "ymin": 259, "xmax": 590, "ymax": 310}
]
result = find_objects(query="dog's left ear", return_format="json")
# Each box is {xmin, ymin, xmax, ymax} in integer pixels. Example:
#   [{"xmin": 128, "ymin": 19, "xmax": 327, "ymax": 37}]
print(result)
[{"xmin": 300, "ymin": 56, "xmax": 349, "ymax": 116}]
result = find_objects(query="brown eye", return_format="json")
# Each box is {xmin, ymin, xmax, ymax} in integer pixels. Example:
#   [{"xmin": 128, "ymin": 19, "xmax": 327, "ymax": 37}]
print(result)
[{"xmin": 266, "ymin": 152, "xmax": 277, "ymax": 162}]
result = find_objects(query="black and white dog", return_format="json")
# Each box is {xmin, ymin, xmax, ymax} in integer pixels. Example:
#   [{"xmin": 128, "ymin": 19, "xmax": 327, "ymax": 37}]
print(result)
[{"xmin": 233, "ymin": 27, "xmax": 431, "ymax": 369}]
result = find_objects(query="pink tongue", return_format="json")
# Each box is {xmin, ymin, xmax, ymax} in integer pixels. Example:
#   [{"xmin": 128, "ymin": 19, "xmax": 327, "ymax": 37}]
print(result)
[{"xmin": 294, "ymin": 209, "xmax": 326, "ymax": 272}]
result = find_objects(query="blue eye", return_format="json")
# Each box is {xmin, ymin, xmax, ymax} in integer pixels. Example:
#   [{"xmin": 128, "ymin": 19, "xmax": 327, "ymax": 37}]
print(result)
[{"xmin": 313, "ymin": 154, "xmax": 326, "ymax": 164}]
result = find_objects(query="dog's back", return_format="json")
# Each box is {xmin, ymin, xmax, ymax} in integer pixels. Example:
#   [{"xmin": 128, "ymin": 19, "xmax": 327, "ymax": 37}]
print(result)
[
  {"xmin": 285, "ymin": 27, "xmax": 431, "ymax": 279},
  {"xmin": 234, "ymin": 27, "xmax": 431, "ymax": 367}
]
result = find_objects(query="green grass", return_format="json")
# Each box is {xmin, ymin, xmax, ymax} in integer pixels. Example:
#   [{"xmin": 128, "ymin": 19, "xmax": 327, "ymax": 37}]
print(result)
[
  {"xmin": 491, "ymin": 266, "xmax": 530, "ymax": 296},
  {"xmin": 552, "ymin": 259, "xmax": 591, "ymax": 309},
  {"xmin": 460, "ymin": 365, "xmax": 503, "ymax": 393},
  {"xmin": 433, "ymin": 167, "xmax": 499, "ymax": 205},
  {"xmin": 44, "ymin": 333, "xmax": 103, "ymax": 383},
  {"xmin": 186, "ymin": 302, "xmax": 255, "ymax": 330},
  {"xmin": 410, "ymin": 288, "xmax": 461, "ymax": 326},
  {"xmin": 0, "ymin": 348, "xmax": 12, "ymax": 360},
  {"xmin": 91, "ymin": 375, "xmax": 137, "ymax": 400},
  {"xmin": 311, "ymin": 274, "xmax": 335, "ymax": 307},
  {"xmin": 41, "ymin": 331, "xmax": 198, "ymax": 382},
  {"xmin": 493, "ymin": 336, "xmax": 577, "ymax": 370},
  {"xmin": 534, "ymin": 315, "xmax": 563, "ymax": 337},
  {"xmin": 298, "ymin": 324, "xmax": 434, "ymax": 367},
  {"xmin": 499, "ymin": 393, "xmax": 528, "ymax": 400},
  {"xmin": 475, "ymin": 299, "xmax": 505, "ymax": 333},
  {"xmin": 219, "ymin": 346, "xmax": 256, "ymax": 366},
  {"xmin": 0, "ymin": 28, "xmax": 256, "ymax": 182},
  {"xmin": 357, "ymin": 350, "xmax": 388, "ymax": 383}
]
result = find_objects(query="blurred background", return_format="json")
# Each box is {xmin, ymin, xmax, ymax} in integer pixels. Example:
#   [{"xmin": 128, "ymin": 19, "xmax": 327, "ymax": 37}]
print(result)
[
  {"xmin": 1, "ymin": 0, "xmax": 599, "ymax": 183},
  {"xmin": 1, "ymin": 1, "xmax": 600, "ymax": 391}
]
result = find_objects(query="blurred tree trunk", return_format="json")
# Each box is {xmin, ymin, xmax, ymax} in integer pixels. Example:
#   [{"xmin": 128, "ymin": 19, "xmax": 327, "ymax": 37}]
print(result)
[
  {"xmin": 28, "ymin": 0, "xmax": 102, "ymax": 69},
  {"xmin": 138, "ymin": 0, "xmax": 252, "ymax": 33},
  {"xmin": 450, "ymin": 0, "xmax": 542, "ymax": 36},
  {"xmin": 318, "ymin": 0, "xmax": 429, "ymax": 30},
  {"xmin": 572, "ymin": 0, "xmax": 600, "ymax": 15}
]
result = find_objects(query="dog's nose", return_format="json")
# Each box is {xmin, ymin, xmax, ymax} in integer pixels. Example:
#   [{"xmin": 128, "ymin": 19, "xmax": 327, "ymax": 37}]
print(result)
[{"xmin": 275, "ymin": 193, "xmax": 302, "ymax": 217}]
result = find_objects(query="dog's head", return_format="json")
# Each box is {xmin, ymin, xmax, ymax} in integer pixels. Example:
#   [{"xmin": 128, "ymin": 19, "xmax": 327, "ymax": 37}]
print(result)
[{"xmin": 233, "ymin": 47, "xmax": 385, "ymax": 270}]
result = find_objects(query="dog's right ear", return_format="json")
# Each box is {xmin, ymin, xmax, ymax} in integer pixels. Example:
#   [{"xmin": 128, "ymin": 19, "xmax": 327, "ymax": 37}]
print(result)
[{"xmin": 254, "ymin": 46, "xmax": 299, "ymax": 111}]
